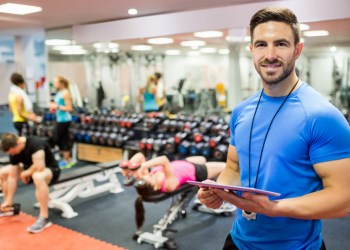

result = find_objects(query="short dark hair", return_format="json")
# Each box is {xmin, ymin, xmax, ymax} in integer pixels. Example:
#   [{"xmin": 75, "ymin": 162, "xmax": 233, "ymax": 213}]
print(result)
[
  {"xmin": 10, "ymin": 73, "xmax": 25, "ymax": 86},
  {"xmin": 250, "ymin": 7, "xmax": 301, "ymax": 45},
  {"xmin": 1, "ymin": 133, "xmax": 18, "ymax": 152},
  {"xmin": 154, "ymin": 72, "xmax": 162, "ymax": 80}
]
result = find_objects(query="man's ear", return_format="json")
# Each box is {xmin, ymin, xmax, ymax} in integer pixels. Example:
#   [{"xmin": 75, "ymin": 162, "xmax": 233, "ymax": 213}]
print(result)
[{"xmin": 295, "ymin": 42, "xmax": 304, "ymax": 59}]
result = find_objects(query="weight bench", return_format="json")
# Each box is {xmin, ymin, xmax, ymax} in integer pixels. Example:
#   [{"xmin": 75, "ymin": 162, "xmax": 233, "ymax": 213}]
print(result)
[
  {"xmin": 36, "ymin": 160, "xmax": 124, "ymax": 218},
  {"xmin": 133, "ymin": 184, "xmax": 197, "ymax": 249}
]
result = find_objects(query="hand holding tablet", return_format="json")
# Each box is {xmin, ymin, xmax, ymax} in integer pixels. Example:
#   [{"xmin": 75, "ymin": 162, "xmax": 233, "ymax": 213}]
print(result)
[{"xmin": 187, "ymin": 180, "xmax": 281, "ymax": 197}]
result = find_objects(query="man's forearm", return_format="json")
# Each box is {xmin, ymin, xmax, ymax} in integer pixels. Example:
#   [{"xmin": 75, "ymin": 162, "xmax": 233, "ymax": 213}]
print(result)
[{"xmin": 274, "ymin": 188, "xmax": 350, "ymax": 219}]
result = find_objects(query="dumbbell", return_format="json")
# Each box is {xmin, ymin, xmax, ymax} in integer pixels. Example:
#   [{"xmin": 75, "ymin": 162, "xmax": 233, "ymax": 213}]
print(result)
[
  {"xmin": 75, "ymin": 129, "xmax": 85, "ymax": 142},
  {"xmin": 199, "ymin": 121, "xmax": 213, "ymax": 134},
  {"xmin": 209, "ymin": 135, "xmax": 224, "ymax": 148},
  {"xmin": 178, "ymin": 140, "xmax": 191, "ymax": 155},
  {"xmin": 106, "ymin": 132, "xmax": 117, "ymax": 146},
  {"xmin": 145, "ymin": 138, "xmax": 154, "ymax": 151},
  {"xmin": 119, "ymin": 161, "xmax": 135, "ymax": 186},
  {"xmin": 27, "ymin": 124, "xmax": 37, "ymax": 136},
  {"xmin": 83, "ymin": 130, "xmax": 94, "ymax": 143},
  {"xmin": 152, "ymin": 138, "xmax": 166, "ymax": 152},
  {"xmin": 200, "ymin": 142, "xmax": 212, "ymax": 158},
  {"xmin": 174, "ymin": 132, "xmax": 188, "ymax": 144},
  {"xmin": 160, "ymin": 119, "xmax": 170, "ymax": 132},
  {"xmin": 91, "ymin": 131, "xmax": 101, "ymax": 144},
  {"xmin": 183, "ymin": 121, "xmax": 198, "ymax": 132},
  {"xmin": 193, "ymin": 131, "xmax": 209, "ymax": 143},
  {"xmin": 139, "ymin": 138, "xmax": 147, "ymax": 150},
  {"xmin": 98, "ymin": 132, "xmax": 109, "ymax": 145},
  {"xmin": 213, "ymin": 144, "xmax": 228, "ymax": 161},
  {"xmin": 115, "ymin": 130, "xmax": 135, "ymax": 148},
  {"xmin": 0, "ymin": 203, "xmax": 21, "ymax": 216},
  {"xmin": 168, "ymin": 119, "xmax": 178, "ymax": 133},
  {"xmin": 164, "ymin": 137, "xmax": 176, "ymax": 154},
  {"xmin": 188, "ymin": 142, "xmax": 204, "ymax": 156}
]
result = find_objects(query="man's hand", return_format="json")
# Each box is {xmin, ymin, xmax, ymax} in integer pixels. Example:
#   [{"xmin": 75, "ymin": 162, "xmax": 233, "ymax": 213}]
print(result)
[
  {"xmin": 196, "ymin": 180, "xmax": 224, "ymax": 209},
  {"xmin": 213, "ymin": 189, "xmax": 277, "ymax": 217},
  {"xmin": 20, "ymin": 170, "xmax": 32, "ymax": 184}
]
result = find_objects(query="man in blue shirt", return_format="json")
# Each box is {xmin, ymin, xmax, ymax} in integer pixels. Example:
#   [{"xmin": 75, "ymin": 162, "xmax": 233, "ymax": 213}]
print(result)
[{"xmin": 197, "ymin": 7, "xmax": 350, "ymax": 250}]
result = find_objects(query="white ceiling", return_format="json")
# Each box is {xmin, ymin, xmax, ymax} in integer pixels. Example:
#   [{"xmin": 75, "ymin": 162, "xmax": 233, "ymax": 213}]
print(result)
[{"xmin": 1, "ymin": 0, "xmax": 349, "ymax": 54}]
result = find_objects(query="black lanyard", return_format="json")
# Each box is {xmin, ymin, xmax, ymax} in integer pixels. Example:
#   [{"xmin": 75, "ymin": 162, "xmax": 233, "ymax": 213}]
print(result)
[{"xmin": 248, "ymin": 79, "xmax": 299, "ymax": 188}]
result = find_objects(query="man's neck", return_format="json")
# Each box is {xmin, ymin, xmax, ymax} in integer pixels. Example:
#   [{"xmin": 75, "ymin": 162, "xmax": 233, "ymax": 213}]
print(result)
[
  {"xmin": 263, "ymin": 75, "xmax": 300, "ymax": 97},
  {"xmin": 17, "ymin": 137, "xmax": 26, "ymax": 151}
]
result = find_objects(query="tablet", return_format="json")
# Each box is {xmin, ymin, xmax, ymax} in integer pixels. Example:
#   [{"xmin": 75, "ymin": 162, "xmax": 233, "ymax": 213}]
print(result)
[{"xmin": 187, "ymin": 180, "xmax": 281, "ymax": 197}]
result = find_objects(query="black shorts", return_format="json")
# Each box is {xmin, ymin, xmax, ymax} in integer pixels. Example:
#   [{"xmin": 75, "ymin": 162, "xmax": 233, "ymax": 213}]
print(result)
[
  {"xmin": 193, "ymin": 163, "xmax": 208, "ymax": 181},
  {"xmin": 49, "ymin": 166, "xmax": 60, "ymax": 185},
  {"xmin": 13, "ymin": 122, "xmax": 28, "ymax": 136},
  {"xmin": 54, "ymin": 121, "xmax": 72, "ymax": 151},
  {"xmin": 27, "ymin": 166, "xmax": 60, "ymax": 186}
]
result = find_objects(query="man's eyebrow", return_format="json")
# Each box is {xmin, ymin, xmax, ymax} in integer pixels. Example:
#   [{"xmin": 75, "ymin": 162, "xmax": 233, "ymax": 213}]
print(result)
[{"xmin": 253, "ymin": 40, "xmax": 266, "ymax": 46}]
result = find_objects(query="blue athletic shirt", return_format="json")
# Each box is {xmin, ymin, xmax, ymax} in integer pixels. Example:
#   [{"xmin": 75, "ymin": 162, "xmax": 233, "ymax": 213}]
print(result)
[
  {"xmin": 54, "ymin": 89, "xmax": 72, "ymax": 123},
  {"xmin": 229, "ymin": 82, "xmax": 350, "ymax": 250}
]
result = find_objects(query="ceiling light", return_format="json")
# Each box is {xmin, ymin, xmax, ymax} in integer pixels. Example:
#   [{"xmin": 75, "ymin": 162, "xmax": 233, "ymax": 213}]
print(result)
[
  {"xmin": 60, "ymin": 50, "xmax": 87, "ymax": 55},
  {"xmin": 165, "ymin": 50, "xmax": 181, "ymax": 56},
  {"xmin": 303, "ymin": 30, "xmax": 329, "ymax": 37},
  {"xmin": 131, "ymin": 45, "xmax": 152, "ymax": 51},
  {"xmin": 187, "ymin": 51, "xmax": 201, "ymax": 56},
  {"xmin": 45, "ymin": 39, "xmax": 71, "ymax": 46},
  {"xmin": 108, "ymin": 42, "xmax": 119, "ymax": 49},
  {"xmin": 300, "ymin": 23, "xmax": 310, "ymax": 31},
  {"xmin": 330, "ymin": 46, "xmax": 337, "ymax": 52},
  {"xmin": 128, "ymin": 8, "xmax": 138, "ymax": 15},
  {"xmin": 180, "ymin": 40, "xmax": 206, "ymax": 47},
  {"xmin": 0, "ymin": 3, "xmax": 42, "ymax": 15},
  {"xmin": 194, "ymin": 31, "xmax": 223, "ymax": 38},
  {"xmin": 147, "ymin": 38, "xmax": 174, "ymax": 45},
  {"xmin": 218, "ymin": 49, "xmax": 230, "ymax": 55},
  {"xmin": 226, "ymin": 36, "xmax": 247, "ymax": 43},
  {"xmin": 52, "ymin": 45, "xmax": 83, "ymax": 51},
  {"xmin": 200, "ymin": 47, "xmax": 217, "ymax": 53}
]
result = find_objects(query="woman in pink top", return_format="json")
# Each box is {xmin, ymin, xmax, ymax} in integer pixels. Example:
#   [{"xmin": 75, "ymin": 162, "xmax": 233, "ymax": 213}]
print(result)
[{"xmin": 123, "ymin": 152, "xmax": 226, "ymax": 192}]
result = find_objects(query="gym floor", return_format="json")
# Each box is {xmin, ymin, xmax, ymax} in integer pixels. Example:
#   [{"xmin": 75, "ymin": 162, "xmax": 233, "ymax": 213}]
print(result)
[
  {"xmin": 1, "ymin": 109, "xmax": 350, "ymax": 250},
  {"xmin": 11, "ymin": 170, "xmax": 350, "ymax": 250}
]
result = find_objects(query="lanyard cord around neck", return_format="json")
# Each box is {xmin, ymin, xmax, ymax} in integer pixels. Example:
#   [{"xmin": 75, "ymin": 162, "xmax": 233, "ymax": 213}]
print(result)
[{"xmin": 248, "ymin": 79, "xmax": 299, "ymax": 188}]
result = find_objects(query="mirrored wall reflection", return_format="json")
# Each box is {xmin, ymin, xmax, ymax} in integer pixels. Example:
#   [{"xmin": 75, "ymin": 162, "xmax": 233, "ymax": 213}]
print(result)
[{"xmin": 45, "ymin": 18, "xmax": 350, "ymax": 115}]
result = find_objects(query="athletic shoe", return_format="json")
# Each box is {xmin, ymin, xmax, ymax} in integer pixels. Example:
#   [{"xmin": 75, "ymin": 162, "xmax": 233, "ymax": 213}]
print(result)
[
  {"xmin": 58, "ymin": 160, "xmax": 76, "ymax": 169},
  {"xmin": 58, "ymin": 160, "xmax": 68, "ymax": 168},
  {"xmin": 60, "ymin": 161, "xmax": 76, "ymax": 170},
  {"xmin": 27, "ymin": 216, "xmax": 52, "ymax": 233},
  {"xmin": 0, "ymin": 203, "xmax": 21, "ymax": 217}
]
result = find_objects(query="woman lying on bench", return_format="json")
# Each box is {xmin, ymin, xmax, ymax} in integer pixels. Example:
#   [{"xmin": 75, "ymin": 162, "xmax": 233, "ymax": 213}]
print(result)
[
  {"xmin": 122, "ymin": 153, "xmax": 227, "ymax": 230},
  {"xmin": 121, "ymin": 152, "xmax": 226, "ymax": 192}
]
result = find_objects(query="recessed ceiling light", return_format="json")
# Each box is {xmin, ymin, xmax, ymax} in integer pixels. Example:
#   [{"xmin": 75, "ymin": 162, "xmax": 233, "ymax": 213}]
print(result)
[
  {"xmin": 303, "ymin": 30, "xmax": 329, "ymax": 37},
  {"xmin": 187, "ymin": 51, "xmax": 201, "ymax": 56},
  {"xmin": 200, "ymin": 47, "xmax": 217, "ymax": 53},
  {"xmin": 60, "ymin": 50, "xmax": 87, "ymax": 55},
  {"xmin": 218, "ymin": 49, "xmax": 230, "ymax": 55},
  {"xmin": 128, "ymin": 8, "xmax": 138, "ymax": 15},
  {"xmin": 52, "ymin": 45, "xmax": 83, "ymax": 51},
  {"xmin": 0, "ymin": 3, "xmax": 42, "ymax": 15},
  {"xmin": 180, "ymin": 40, "xmax": 206, "ymax": 47},
  {"xmin": 45, "ymin": 39, "xmax": 71, "ymax": 46},
  {"xmin": 226, "ymin": 35, "xmax": 250, "ymax": 43},
  {"xmin": 147, "ymin": 38, "xmax": 174, "ymax": 45},
  {"xmin": 300, "ymin": 24, "xmax": 310, "ymax": 31},
  {"xmin": 330, "ymin": 46, "xmax": 337, "ymax": 52},
  {"xmin": 194, "ymin": 31, "xmax": 223, "ymax": 38},
  {"xmin": 165, "ymin": 50, "xmax": 181, "ymax": 56},
  {"xmin": 131, "ymin": 45, "xmax": 152, "ymax": 51}
]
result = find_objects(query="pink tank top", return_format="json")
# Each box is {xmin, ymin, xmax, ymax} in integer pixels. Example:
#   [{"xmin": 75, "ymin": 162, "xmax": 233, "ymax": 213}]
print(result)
[{"xmin": 150, "ymin": 160, "xmax": 196, "ymax": 192}]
